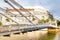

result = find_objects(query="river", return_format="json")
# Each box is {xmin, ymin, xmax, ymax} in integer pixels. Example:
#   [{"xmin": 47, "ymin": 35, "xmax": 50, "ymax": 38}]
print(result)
[{"xmin": 0, "ymin": 30, "xmax": 59, "ymax": 40}]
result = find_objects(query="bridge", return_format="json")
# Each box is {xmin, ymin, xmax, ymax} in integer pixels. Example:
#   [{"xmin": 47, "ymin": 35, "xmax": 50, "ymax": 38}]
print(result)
[
  {"xmin": 0, "ymin": 0, "xmax": 58, "ymax": 36},
  {"xmin": 0, "ymin": 24, "xmax": 58, "ymax": 36}
]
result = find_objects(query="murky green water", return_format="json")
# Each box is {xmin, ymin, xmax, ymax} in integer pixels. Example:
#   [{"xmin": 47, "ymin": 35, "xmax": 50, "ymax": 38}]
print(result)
[{"xmin": 0, "ymin": 30, "xmax": 59, "ymax": 40}]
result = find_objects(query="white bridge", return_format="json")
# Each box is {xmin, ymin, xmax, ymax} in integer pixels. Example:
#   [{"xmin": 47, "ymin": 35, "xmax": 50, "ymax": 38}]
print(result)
[
  {"xmin": 0, "ymin": 0, "xmax": 58, "ymax": 36},
  {"xmin": 0, "ymin": 24, "xmax": 58, "ymax": 36}
]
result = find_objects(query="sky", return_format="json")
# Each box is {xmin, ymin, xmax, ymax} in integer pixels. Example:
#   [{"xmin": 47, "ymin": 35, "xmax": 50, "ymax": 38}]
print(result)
[{"xmin": 0, "ymin": 0, "xmax": 60, "ymax": 20}]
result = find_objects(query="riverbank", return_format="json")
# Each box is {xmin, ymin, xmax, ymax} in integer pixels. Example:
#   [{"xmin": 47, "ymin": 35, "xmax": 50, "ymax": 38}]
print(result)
[{"xmin": 47, "ymin": 28, "xmax": 60, "ymax": 34}]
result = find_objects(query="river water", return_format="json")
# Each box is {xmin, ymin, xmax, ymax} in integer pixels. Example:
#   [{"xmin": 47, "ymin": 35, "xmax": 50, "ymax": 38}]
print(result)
[{"xmin": 0, "ymin": 30, "xmax": 59, "ymax": 40}]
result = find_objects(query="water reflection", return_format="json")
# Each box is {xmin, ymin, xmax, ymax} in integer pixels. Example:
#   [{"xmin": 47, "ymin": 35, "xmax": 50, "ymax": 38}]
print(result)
[
  {"xmin": 0, "ymin": 30, "xmax": 59, "ymax": 40},
  {"xmin": 39, "ymin": 33, "xmax": 56, "ymax": 40}
]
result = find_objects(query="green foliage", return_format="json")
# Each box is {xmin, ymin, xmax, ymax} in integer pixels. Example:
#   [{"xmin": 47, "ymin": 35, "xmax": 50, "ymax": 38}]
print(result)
[
  {"xmin": 0, "ymin": 21, "xmax": 2, "ymax": 26},
  {"xmin": 37, "ymin": 18, "xmax": 55, "ymax": 25},
  {"xmin": 6, "ymin": 18, "xmax": 10, "ymax": 22},
  {"xmin": 37, "ymin": 18, "xmax": 51, "ymax": 24},
  {"xmin": 48, "ymin": 18, "xmax": 55, "ymax": 22},
  {"xmin": 45, "ymin": 18, "xmax": 54, "ymax": 22},
  {"xmin": 37, "ymin": 19, "xmax": 45, "ymax": 24},
  {"xmin": 57, "ymin": 20, "xmax": 60, "ymax": 26},
  {"xmin": 45, "ymin": 19, "xmax": 49, "ymax": 22},
  {"xmin": 37, "ymin": 20, "xmax": 43, "ymax": 24},
  {"xmin": 32, "ymin": 17, "xmax": 36, "ymax": 21}
]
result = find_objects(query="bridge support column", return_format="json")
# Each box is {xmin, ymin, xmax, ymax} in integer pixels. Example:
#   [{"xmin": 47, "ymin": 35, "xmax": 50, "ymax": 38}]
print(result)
[{"xmin": 47, "ymin": 28, "xmax": 56, "ymax": 34}]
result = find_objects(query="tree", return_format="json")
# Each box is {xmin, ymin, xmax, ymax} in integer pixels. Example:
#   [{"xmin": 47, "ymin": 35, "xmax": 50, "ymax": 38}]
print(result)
[
  {"xmin": 32, "ymin": 17, "xmax": 36, "ymax": 21},
  {"xmin": 0, "ymin": 21, "xmax": 2, "ymax": 26},
  {"xmin": 6, "ymin": 18, "xmax": 10, "ymax": 22},
  {"xmin": 57, "ymin": 20, "xmax": 60, "ymax": 26},
  {"xmin": 45, "ymin": 19, "xmax": 49, "ymax": 22},
  {"xmin": 37, "ymin": 19, "xmax": 45, "ymax": 24}
]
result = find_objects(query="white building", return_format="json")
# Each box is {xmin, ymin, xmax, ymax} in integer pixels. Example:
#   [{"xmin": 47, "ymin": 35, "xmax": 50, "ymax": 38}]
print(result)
[{"xmin": 0, "ymin": 6, "xmax": 53, "ymax": 25}]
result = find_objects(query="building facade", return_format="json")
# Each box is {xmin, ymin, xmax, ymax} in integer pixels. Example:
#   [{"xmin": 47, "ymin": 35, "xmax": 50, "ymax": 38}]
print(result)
[{"xmin": 0, "ymin": 6, "xmax": 54, "ymax": 25}]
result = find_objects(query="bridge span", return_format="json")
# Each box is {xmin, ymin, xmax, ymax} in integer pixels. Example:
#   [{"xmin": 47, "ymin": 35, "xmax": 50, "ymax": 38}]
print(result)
[{"xmin": 0, "ymin": 24, "xmax": 58, "ymax": 36}]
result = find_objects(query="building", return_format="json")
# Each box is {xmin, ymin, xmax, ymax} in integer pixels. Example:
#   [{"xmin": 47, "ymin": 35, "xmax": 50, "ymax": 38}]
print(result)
[{"xmin": 0, "ymin": 6, "xmax": 54, "ymax": 25}]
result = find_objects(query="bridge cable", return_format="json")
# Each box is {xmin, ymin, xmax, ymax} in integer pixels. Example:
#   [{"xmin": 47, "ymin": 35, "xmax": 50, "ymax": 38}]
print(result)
[{"xmin": 4, "ymin": 0, "xmax": 35, "ymax": 25}]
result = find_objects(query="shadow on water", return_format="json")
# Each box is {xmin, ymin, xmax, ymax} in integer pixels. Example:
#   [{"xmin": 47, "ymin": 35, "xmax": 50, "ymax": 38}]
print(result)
[{"xmin": 39, "ymin": 33, "xmax": 56, "ymax": 40}]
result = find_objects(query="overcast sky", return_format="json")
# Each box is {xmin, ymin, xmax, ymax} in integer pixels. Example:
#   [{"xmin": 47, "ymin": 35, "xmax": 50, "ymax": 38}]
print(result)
[{"xmin": 0, "ymin": 0, "xmax": 60, "ymax": 20}]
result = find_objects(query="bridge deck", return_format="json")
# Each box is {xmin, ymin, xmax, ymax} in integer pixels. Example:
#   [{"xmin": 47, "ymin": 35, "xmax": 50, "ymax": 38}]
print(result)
[{"xmin": 0, "ymin": 24, "xmax": 58, "ymax": 36}]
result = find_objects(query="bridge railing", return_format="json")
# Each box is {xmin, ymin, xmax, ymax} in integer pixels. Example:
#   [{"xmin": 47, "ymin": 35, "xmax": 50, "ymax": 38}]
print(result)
[
  {"xmin": 0, "ymin": 24, "xmax": 36, "ymax": 32},
  {"xmin": 0, "ymin": 23, "xmax": 57, "ymax": 33}
]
